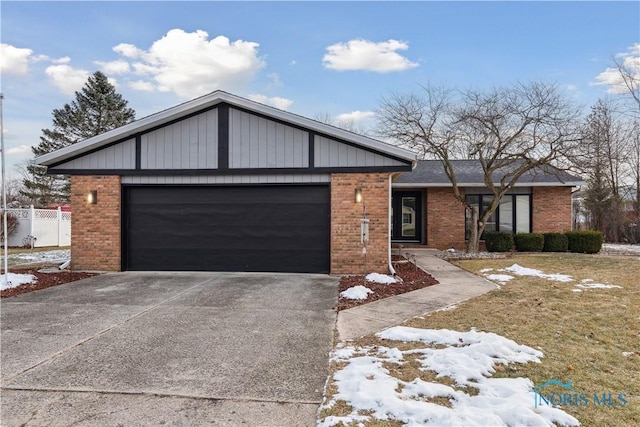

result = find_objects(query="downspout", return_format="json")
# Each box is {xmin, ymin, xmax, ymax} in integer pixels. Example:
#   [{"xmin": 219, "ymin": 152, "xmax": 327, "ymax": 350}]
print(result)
[{"xmin": 388, "ymin": 173, "xmax": 396, "ymax": 276}]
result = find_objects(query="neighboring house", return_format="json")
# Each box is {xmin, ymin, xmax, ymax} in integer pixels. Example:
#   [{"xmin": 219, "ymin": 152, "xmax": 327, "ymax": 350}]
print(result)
[
  {"xmin": 36, "ymin": 91, "xmax": 416, "ymax": 274},
  {"xmin": 36, "ymin": 91, "xmax": 582, "ymax": 274},
  {"xmin": 392, "ymin": 160, "xmax": 583, "ymax": 249}
]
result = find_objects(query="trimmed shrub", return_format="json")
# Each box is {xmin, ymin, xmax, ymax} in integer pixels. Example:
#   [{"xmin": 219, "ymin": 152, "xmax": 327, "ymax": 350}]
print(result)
[
  {"xmin": 543, "ymin": 232, "xmax": 568, "ymax": 252},
  {"xmin": 514, "ymin": 233, "xmax": 544, "ymax": 252},
  {"xmin": 565, "ymin": 231, "xmax": 604, "ymax": 254},
  {"xmin": 484, "ymin": 231, "xmax": 514, "ymax": 252}
]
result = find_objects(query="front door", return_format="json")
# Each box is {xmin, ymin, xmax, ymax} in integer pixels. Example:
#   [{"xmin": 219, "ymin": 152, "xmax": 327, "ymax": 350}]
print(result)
[{"xmin": 391, "ymin": 191, "xmax": 423, "ymax": 242}]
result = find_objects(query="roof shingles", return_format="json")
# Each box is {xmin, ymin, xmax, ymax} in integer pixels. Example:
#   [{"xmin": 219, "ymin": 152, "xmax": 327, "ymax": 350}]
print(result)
[{"xmin": 395, "ymin": 160, "xmax": 583, "ymax": 187}]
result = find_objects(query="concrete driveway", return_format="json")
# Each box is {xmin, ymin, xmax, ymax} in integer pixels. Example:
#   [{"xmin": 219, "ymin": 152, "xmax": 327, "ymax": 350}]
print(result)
[{"xmin": 1, "ymin": 272, "xmax": 338, "ymax": 426}]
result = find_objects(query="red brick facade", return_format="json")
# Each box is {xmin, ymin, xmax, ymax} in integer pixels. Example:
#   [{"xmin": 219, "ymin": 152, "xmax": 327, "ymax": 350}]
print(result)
[
  {"xmin": 68, "ymin": 174, "xmax": 572, "ymax": 273},
  {"xmin": 331, "ymin": 173, "xmax": 391, "ymax": 274},
  {"xmin": 425, "ymin": 188, "xmax": 468, "ymax": 250},
  {"xmin": 417, "ymin": 186, "xmax": 575, "ymax": 249},
  {"xmin": 70, "ymin": 175, "xmax": 121, "ymax": 271},
  {"xmin": 532, "ymin": 186, "xmax": 573, "ymax": 233}
]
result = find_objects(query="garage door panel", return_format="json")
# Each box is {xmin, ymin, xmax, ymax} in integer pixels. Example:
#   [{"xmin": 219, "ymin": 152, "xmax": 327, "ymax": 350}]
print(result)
[
  {"xmin": 129, "ymin": 248, "xmax": 328, "ymax": 273},
  {"xmin": 125, "ymin": 186, "xmax": 329, "ymax": 272}
]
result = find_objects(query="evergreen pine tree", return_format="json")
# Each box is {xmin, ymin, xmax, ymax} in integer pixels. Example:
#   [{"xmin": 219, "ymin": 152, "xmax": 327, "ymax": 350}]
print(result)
[{"xmin": 22, "ymin": 71, "xmax": 135, "ymax": 206}]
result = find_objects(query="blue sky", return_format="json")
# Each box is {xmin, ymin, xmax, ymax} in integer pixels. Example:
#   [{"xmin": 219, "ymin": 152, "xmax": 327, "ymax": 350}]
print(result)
[{"xmin": 1, "ymin": 1, "xmax": 639, "ymax": 177}]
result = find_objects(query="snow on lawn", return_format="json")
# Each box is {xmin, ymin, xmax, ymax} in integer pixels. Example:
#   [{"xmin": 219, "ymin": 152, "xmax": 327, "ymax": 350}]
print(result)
[
  {"xmin": 486, "ymin": 274, "xmax": 515, "ymax": 284},
  {"xmin": 8, "ymin": 249, "xmax": 70, "ymax": 265},
  {"xmin": 503, "ymin": 264, "xmax": 573, "ymax": 282},
  {"xmin": 340, "ymin": 285, "xmax": 374, "ymax": 300},
  {"xmin": 575, "ymin": 279, "xmax": 622, "ymax": 290},
  {"xmin": 365, "ymin": 272, "xmax": 399, "ymax": 284},
  {"xmin": 481, "ymin": 264, "xmax": 573, "ymax": 285},
  {"xmin": 602, "ymin": 243, "xmax": 640, "ymax": 254},
  {"xmin": 319, "ymin": 327, "xmax": 579, "ymax": 427},
  {"xmin": 0, "ymin": 273, "xmax": 37, "ymax": 291}
]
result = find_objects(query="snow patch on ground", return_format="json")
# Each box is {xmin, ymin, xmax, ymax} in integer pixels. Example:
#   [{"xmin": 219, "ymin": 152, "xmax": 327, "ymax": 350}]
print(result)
[
  {"xmin": 480, "ymin": 264, "xmax": 574, "ymax": 284},
  {"xmin": 486, "ymin": 274, "xmax": 514, "ymax": 284},
  {"xmin": 0, "ymin": 273, "xmax": 38, "ymax": 290},
  {"xmin": 573, "ymin": 278, "xmax": 622, "ymax": 291},
  {"xmin": 8, "ymin": 249, "xmax": 70, "ymax": 265},
  {"xmin": 503, "ymin": 264, "xmax": 573, "ymax": 282},
  {"xmin": 340, "ymin": 285, "xmax": 374, "ymax": 300},
  {"xmin": 602, "ymin": 243, "xmax": 640, "ymax": 254},
  {"xmin": 365, "ymin": 272, "xmax": 399, "ymax": 284},
  {"xmin": 319, "ymin": 327, "xmax": 578, "ymax": 427}
]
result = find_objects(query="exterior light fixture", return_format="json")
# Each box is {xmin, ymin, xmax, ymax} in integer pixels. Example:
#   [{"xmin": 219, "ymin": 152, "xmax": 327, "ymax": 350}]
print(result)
[
  {"xmin": 87, "ymin": 190, "xmax": 97, "ymax": 205},
  {"xmin": 355, "ymin": 188, "xmax": 363, "ymax": 203}
]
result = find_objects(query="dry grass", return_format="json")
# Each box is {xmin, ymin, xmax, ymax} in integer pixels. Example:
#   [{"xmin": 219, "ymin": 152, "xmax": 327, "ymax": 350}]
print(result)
[
  {"xmin": 405, "ymin": 253, "xmax": 640, "ymax": 427},
  {"xmin": 321, "ymin": 253, "xmax": 639, "ymax": 426}
]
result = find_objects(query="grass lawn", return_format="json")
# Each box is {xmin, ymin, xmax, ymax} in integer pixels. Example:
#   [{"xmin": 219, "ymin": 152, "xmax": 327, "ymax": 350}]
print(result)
[{"xmin": 321, "ymin": 253, "xmax": 639, "ymax": 426}]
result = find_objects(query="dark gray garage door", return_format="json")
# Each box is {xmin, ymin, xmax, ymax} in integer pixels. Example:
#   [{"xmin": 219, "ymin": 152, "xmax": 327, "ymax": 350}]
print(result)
[{"xmin": 123, "ymin": 185, "xmax": 330, "ymax": 273}]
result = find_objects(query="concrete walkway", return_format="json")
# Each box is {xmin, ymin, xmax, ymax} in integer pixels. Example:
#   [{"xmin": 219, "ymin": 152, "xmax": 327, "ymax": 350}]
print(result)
[{"xmin": 337, "ymin": 249, "xmax": 499, "ymax": 341}]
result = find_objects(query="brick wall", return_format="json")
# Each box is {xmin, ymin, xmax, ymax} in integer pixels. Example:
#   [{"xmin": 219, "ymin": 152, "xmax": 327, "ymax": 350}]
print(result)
[
  {"xmin": 70, "ymin": 175, "xmax": 121, "ymax": 271},
  {"xmin": 532, "ymin": 186, "xmax": 573, "ymax": 233},
  {"xmin": 331, "ymin": 173, "xmax": 390, "ymax": 274},
  {"xmin": 425, "ymin": 187, "xmax": 467, "ymax": 250}
]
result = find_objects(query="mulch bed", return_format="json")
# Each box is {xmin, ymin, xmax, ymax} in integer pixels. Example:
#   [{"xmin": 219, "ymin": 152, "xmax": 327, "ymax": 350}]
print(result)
[
  {"xmin": 1, "ymin": 268, "xmax": 98, "ymax": 299},
  {"xmin": 337, "ymin": 258, "xmax": 438, "ymax": 311}
]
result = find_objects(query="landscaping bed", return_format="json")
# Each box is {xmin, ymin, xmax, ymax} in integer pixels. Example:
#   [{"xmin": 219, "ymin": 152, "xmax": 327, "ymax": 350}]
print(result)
[
  {"xmin": 337, "ymin": 259, "xmax": 438, "ymax": 311},
  {"xmin": 1, "ymin": 268, "xmax": 97, "ymax": 299}
]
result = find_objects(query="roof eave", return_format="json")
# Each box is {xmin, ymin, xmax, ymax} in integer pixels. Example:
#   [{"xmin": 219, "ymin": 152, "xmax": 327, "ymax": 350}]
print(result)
[{"xmin": 392, "ymin": 181, "xmax": 585, "ymax": 188}]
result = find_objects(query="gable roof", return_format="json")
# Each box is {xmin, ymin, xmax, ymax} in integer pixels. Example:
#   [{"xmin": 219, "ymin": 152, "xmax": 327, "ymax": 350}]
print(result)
[
  {"xmin": 36, "ymin": 90, "xmax": 416, "ymax": 166},
  {"xmin": 394, "ymin": 160, "xmax": 584, "ymax": 187}
]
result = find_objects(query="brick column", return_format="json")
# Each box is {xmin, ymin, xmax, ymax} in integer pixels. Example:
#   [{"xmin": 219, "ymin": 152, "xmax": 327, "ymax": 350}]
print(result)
[
  {"xmin": 426, "ymin": 187, "xmax": 467, "ymax": 250},
  {"xmin": 70, "ymin": 175, "xmax": 121, "ymax": 271},
  {"xmin": 331, "ymin": 173, "xmax": 390, "ymax": 275},
  {"xmin": 532, "ymin": 186, "xmax": 572, "ymax": 233}
]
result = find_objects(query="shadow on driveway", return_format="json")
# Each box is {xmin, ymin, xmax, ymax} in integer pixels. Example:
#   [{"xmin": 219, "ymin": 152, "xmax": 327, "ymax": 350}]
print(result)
[{"xmin": 1, "ymin": 272, "xmax": 338, "ymax": 426}]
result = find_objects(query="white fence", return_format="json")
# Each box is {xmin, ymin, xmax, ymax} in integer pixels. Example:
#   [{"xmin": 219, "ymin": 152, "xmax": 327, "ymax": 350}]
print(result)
[{"xmin": 2, "ymin": 207, "xmax": 71, "ymax": 248}]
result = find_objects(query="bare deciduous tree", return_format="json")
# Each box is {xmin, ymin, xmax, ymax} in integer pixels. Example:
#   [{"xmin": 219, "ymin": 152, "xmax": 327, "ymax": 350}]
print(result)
[
  {"xmin": 575, "ymin": 98, "xmax": 630, "ymax": 241},
  {"xmin": 313, "ymin": 112, "xmax": 372, "ymax": 136},
  {"xmin": 377, "ymin": 82, "xmax": 582, "ymax": 253}
]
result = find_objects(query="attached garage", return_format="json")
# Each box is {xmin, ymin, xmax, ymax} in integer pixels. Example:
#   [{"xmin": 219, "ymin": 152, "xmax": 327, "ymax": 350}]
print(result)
[
  {"xmin": 36, "ymin": 91, "xmax": 416, "ymax": 274},
  {"xmin": 124, "ymin": 185, "xmax": 329, "ymax": 273}
]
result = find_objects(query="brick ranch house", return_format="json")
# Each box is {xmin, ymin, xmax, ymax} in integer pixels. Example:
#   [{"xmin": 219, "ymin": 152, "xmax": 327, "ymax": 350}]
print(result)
[
  {"xmin": 36, "ymin": 91, "xmax": 581, "ymax": 274},
  {"xmin": 392, "ymin": 160, "xmax": 583, "ymax": 249}
]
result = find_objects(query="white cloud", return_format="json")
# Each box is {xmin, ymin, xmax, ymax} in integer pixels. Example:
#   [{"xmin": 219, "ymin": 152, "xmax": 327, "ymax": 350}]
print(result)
[
  {"xmin": 593, "ymin": 43, "xmax": 640, "ymax": 94},
  {"xmin": 129, "ymin": 79, "xmax": 155, "ymax": 92},
  {"xmin": 337, "ymin": 110, "xmax": 375, "ymax": 123},
  {"xmin": 113, "ymin": 43, "xmax": 143, "ymax": 58},
  {"xmin": 6, "ymin": 144, "xmax": 33, "ymax": 156},
  {"xmin": 45, "ymin": 64, "xmax": 90, "ymax": 95},
  {"xmin": 95, "ymin": 59, "xmax": 130, "ymax": 74},
  {"xmin": 247, "ymin": 94, "xmax": 293, "ymax": 110},
  {"xmin": 0, "ymin": 43, "xmax": 33, "ymax": 75},
  {"xmin": 52, "ymin": 56, "xmax": 71, "ymax": 64},
  {"xmin": 113, "ymin": 28, "xmax": 265, "ymax": 98},
  {"xmin": 323, "ymin": 39, "xmax": 418, "ymax": 72},
  {"xmin": 266, "ymin": 72, "xmax": 282, "ymax": 89}
]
